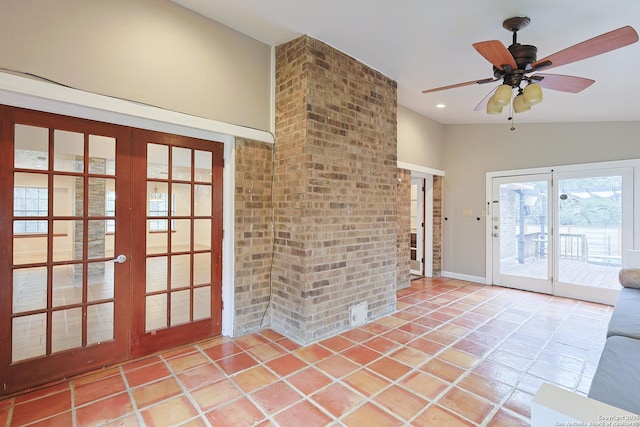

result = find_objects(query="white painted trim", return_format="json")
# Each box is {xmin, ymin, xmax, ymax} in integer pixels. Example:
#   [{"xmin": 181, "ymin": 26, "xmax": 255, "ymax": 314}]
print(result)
[
  {"xmin": 0, "ymin": 71, "xmax": 254, "ymax": 338},
  {"xmin": 485, "ymin": 176, "xmax": 494, "ymax": 286},
  {"xmin": 441, "ymin": 270, "xmax": 487, "ymax": 285},
  {"xmin": 222, "ymin": 140, "xmax": 236, "ymax": 336},
  {"xmin": 424, "ymin": 175, "xmax": 434, "ymax": 278},
  {"xmin": 486, "ymin": 158, "xmax": 640, "ymax": 180},
  {"xmin": 400, "ymin": 162, "xmax": 441, "ymax": 279},
  {"xmin": 270, "ymin": 46, "xmax": 277, "ymax": 136},
  {"xmin": 0, "ymin": 72, "xmax": 274, "ymax": 144},
  {"xmin": 397, "ymin": 161, "xmax": 444, "ymax": 177},
  {"xmin": 410, "ymin": 176, "xmax": 425, "ymax": 277}
]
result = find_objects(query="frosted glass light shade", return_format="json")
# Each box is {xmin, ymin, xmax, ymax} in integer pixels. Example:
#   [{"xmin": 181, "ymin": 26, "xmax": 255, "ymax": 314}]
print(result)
[
  {"xmin": 513, "ymin": 94, "xmax": 531, "ymax": 113},
  {"xmin": 523, "ymin": 83, "xmax": 543, "ymax": 105},
  {"xmin": 486, "ymin": 97, "xmax": 503, "ymax": 114},
  {"xmin": 492, "ymin": 84, "xmax": 512, "ymax": 106}
]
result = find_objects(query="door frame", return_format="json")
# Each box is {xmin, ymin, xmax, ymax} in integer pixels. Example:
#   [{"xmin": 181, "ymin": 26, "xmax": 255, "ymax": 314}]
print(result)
[
  {"xmin": 410, "ymin": 177, "xmax": 426, "ymax": 276},
  {"xmin": 399, "ymin": 161, "xmax": 443, "ymax": 278},
  {"xmin": 486, "ymin": 159, "xmax": 640, "ymax": 301},
  {"xmin": 0, "ymin": 72, "xmax": 276, "ymax": 338}
]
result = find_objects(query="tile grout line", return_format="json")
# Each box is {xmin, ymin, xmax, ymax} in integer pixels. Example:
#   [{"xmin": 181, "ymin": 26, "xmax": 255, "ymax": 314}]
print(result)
[
  {"xmin": 118, "ymin": 364, "xmax": 146, "ymax": 426},
  {"xmin": 401, "ymin": 282, "xmax": 545, "ymax": 426},
  {"xmin": 404, "ymin": 284, "xmax": 521, "ymax": 426},
  {"xmin": 193, "ymin": 341, "xmax": 281, "ymax": 426},
  {"xmin": 157, "ymin": 354, "xmax": 213, "ymax": 427}
]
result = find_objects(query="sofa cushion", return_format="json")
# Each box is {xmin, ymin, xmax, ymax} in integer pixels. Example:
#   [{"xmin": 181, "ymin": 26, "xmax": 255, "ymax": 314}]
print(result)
[
  {"xmin": 588, "ymin": 335, "xmax": 640, "ymax": 415},
  {"xmin": 607, "ymin": 287, "xmax": 640, "ymax": 340}
]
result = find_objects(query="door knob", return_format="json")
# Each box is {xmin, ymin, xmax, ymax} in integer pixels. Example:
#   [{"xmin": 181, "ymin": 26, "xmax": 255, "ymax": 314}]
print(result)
[{"xmin": 109, "ymin": 254, "xmax": 127, "ymax": 264}]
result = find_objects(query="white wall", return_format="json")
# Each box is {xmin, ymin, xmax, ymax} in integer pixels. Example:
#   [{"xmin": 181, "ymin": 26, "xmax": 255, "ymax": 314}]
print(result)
[
  {"xmin": 442, "ymin": 121, "xmax": 640, "ymax": 279},
  {"xmin": 397, "ymin": 105, "xmax": 445, "ymax": 170},
  {"xmin": 0, "ymin": 0, "xmax": 272, "ymax": 132}
]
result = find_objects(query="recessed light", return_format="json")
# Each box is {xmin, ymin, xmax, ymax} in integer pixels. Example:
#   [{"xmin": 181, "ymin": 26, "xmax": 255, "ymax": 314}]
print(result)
[{"xmin": 435, "ymin": 104, "xmax": 446, "ymax": 109}]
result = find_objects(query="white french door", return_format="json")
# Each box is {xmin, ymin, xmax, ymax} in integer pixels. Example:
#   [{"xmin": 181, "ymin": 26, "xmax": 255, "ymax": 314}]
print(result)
[
  {"xmin": 491, "ymin": 174, "xmax": 553, "ymax": 294},
  {"xmin": 490, "ymin": 164, "xmax": 633, "ymax": 305},
  {"xmin": 553, "ymin": 167, "xmax": 632, "ymax": 304}
]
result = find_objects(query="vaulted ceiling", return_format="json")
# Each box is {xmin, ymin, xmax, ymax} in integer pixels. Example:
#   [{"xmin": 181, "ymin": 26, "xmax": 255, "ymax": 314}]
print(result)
[{"xmin": 172, "ymin": 0, "xmax": 640, "ymax": 125}]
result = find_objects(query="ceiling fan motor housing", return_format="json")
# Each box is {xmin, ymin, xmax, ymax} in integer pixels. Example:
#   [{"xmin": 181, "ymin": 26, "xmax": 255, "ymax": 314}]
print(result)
[
  {"xmin": 492, "ymin": 43, "xmax": 537, "ymax": 85},
  {"xmin": 509, "ymin": 43, "xmax": 537, "ymax": 70}
]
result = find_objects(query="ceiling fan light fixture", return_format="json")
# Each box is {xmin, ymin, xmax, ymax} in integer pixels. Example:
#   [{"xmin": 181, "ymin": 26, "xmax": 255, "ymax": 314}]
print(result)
[
  {"xmin": 486, "ymin": 97, "xmax": 503, "ymax": 114},
  {"xmin": 523, "ymin": 83, "xmax": 543, "ymax": 105},
  {"xmin": 492, "ymin": 84, "xmax": 512, "ymax": 106},
  {"xmin": 513, "ymin": 94, "xmax": 531, "ymax": 113}
]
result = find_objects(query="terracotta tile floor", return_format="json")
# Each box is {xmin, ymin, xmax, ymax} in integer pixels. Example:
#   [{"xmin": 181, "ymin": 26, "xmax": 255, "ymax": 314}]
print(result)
[{"xmin": 0, "ymin": 278, "xmax": 612, "ymax": 426}]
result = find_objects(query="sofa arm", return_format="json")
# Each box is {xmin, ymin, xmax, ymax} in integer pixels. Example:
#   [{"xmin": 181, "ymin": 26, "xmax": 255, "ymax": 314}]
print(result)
[{"xmin": 532, "ymin": 383, "xmax": 640, "ymax": 426}]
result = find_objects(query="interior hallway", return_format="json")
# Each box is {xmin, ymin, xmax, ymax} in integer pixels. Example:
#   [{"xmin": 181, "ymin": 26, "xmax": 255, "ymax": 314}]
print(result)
[{"xmin": 0, "ymin": 277, "xmax": 611, "ymax": 426}]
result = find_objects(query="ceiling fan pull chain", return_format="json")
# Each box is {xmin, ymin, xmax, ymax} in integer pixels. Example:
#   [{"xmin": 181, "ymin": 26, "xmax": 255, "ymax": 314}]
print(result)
[{"xmin": 508, "ymin": 103, "xmax": 516, "ymax": 131}]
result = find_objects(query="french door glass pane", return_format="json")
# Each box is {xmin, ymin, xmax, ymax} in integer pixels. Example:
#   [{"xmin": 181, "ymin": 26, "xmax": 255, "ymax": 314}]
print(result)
[
  {"xmin": 499, "ymin": 180, "xmax": 549, "ymax": 280},
  {"xmin": 12, "ymin": 314, "xmax": 46, "ymax": 362},
  {"xmin": 557, "ymin": 175, "xmax": 622, "ymax": 289},
  {"xmin": 52, "ymin": 308, "xmax": 83, "ymax": 353},
  {"xmin": 87, "ymin": 302, "xmax": 114, "ymax": 345},
  {"xmin": 52, "ymin": 264, "xmax": 83, "ymax": 307},
  {"xmin": 88, "ymin": 135, "xmax": 116, "ymax": 175},
  {"xmin": 54, "ymin": 130, "xmax": 84, "ymax": 172},
  {"xmin": 14, "ymin": 124, "xmax": 48, "ymax": 170},
  {"xmin": 13, "ymin": 267, "xmax": 47, "ymax": 313}
]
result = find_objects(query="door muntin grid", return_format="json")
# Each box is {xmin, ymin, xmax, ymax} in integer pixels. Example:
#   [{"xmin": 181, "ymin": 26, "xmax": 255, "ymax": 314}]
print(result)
[
  {"xmin": 11, "ymin": 124, "xmax": 118, "ymax": 362},
  {"xmin": 145, "ymin": 143, "xmax": 213, "ymax": 332}
]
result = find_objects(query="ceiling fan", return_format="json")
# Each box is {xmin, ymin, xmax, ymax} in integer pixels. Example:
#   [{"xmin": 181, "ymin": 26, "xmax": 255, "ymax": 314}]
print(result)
[{"xmin": 422, "ymin": 17, "xmax": 639, "ymax": 114}]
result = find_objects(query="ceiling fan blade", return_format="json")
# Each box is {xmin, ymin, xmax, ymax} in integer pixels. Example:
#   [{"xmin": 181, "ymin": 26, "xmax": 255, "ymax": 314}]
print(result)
[
  {"xmin": 472, "ymin": 40, "xmax": 517, "ymax": 70},
  {"xmin": 422, "ymin": 77, "xmax": 497, "ymax": 94},
  {"xmin": 530, "ymin": 73, "xmax": 595, "ymax": 93},
  {"xmin": 474, "ymin": 86, "xmax": 499, "ymax": 111},
  {"xmin": 531, "ymin": 26, "xmax": 639, "ymax": 71}
]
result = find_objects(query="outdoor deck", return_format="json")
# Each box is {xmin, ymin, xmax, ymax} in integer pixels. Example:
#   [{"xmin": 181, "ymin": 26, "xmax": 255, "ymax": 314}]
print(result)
[{"xmin": 500, "ymin": 257, "xmax": 621, "ymax": 289}]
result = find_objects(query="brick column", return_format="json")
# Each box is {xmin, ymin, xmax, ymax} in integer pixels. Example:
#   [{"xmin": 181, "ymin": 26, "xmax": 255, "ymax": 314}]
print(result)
[{"xmin": 273, "ymin": 35, "xmax": 398, "ymax": 344}]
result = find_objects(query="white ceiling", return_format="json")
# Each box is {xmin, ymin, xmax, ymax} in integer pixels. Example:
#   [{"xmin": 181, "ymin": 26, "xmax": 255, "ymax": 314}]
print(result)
[{"xmin": 171, "ymin": 0, "xmax": 640, "ymax": 125}]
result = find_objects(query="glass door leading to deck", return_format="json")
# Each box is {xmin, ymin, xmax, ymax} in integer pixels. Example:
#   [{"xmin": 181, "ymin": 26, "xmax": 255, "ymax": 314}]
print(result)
[
  {"xmin": 492, "ymin": 174, "xmax": 553, "ymax": 295},
  {"xmin": 491, "ymin": 166, "xmax": 632, "ymax": 305},
  {"xmin": 553, "ymin": 168, "xmax": 631, "ymax": 305}
]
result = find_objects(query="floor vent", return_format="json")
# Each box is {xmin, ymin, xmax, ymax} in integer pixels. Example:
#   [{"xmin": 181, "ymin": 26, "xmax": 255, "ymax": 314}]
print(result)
[{"xmin": 349, "ymin": 302, "xmax": 368, "ymax": 327}]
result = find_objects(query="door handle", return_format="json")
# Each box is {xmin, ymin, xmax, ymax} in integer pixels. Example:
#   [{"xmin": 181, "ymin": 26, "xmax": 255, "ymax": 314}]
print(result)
[{"xmin": 108, "ymin": 254, "xmax": 127, "ymax": 264}]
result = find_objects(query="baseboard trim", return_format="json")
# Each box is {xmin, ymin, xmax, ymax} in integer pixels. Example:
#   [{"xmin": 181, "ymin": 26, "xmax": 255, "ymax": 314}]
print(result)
[{"xmin": 441, "ymin": 271, "xmax": 488, "ymax": 285}]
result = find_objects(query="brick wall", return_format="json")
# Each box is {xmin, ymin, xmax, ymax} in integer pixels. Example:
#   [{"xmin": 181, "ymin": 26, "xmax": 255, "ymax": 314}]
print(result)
[
  {"xmin": 272, "ymin": 35, "xmax": 398, "ymax": 344},
  {"xmin": 233, "ymin": 138, "xmax": 274, "ymax": 335},
  {"xmin": 433, "ymin": 175, "xmax": 443, "ymax": 276},
  {"xmin": 397, "ymin": 168, "xmax": 411, "ymax": 288}
]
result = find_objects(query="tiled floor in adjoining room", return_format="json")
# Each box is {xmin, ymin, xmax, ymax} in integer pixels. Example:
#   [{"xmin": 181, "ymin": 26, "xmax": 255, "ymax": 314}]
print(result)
[{"xmin": 0, "ymin": 278, "xmax": 612, "ymax": 426}]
